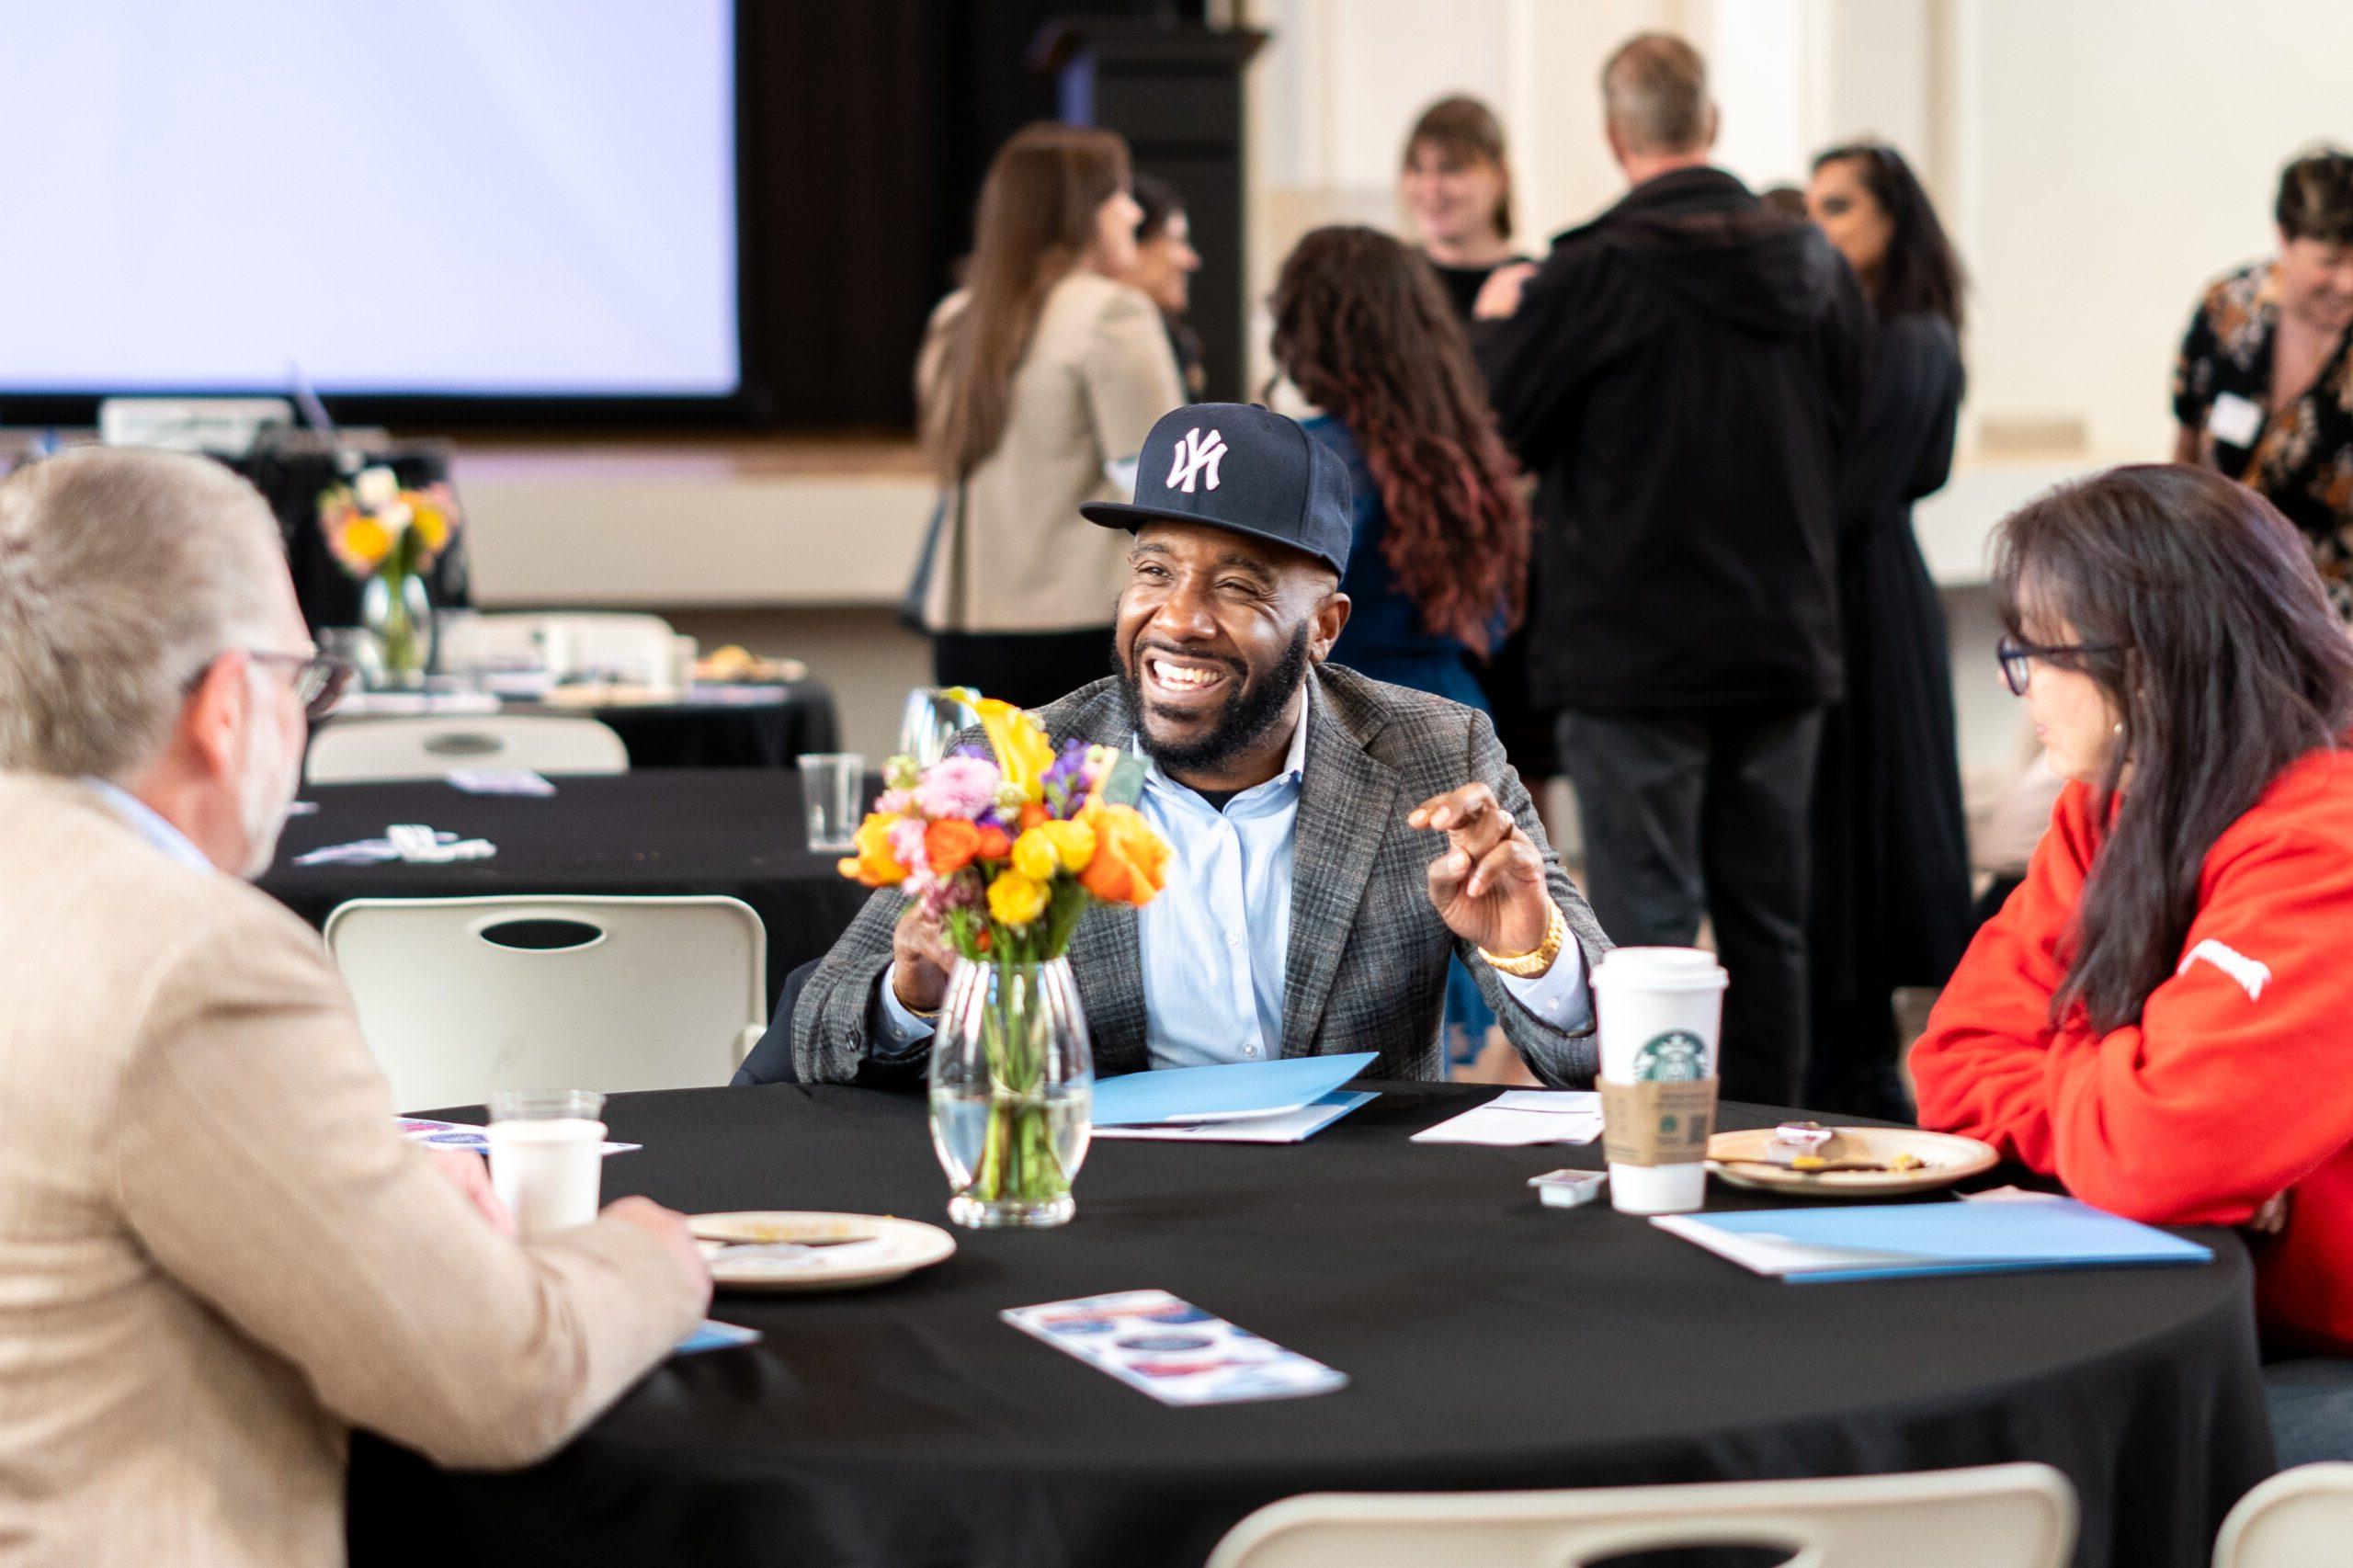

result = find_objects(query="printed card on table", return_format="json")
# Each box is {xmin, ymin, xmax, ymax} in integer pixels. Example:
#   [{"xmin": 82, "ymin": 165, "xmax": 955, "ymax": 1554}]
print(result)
[
  {"xmin": 396, "ymin": 1118, "xmax": 640, "ymax": 1156},
  {"xmin": 1002, "ymin": 1290, "xmax": 1348, "ymax": 1406}
]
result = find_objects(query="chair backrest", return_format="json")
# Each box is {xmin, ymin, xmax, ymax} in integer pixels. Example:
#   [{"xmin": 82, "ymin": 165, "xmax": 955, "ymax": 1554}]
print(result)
[
  {"xmin": 306, "ymin": 714, "xmax": 629, "ymax": 784},
  {"xmin": 1206, "ymin": 1464, "xmax": 2076, "ymax": 1568},
  {"xmin": 468, "ymin": 611, "xmax": 678, "ymax": 684},
  {"xmin": 323, "ymin": 895, "xmax": 767, "ymax": 1111},
  {"xmin": 2213, "ymin": 1462, "xmax": 2353, "ymax": 1568}
]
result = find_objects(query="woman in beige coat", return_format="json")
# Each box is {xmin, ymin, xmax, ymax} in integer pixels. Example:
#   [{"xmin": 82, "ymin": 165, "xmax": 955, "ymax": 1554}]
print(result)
[{"xmin": 916, "ymin": 121, "xmax": 1186, "ymax": 708}]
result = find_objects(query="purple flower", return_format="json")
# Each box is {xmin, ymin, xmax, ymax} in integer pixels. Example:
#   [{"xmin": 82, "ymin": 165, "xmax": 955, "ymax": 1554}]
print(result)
[
  {"xmin": 1041, "ymin": 744, "xmax": 1096, "ymax": 817},
  {"xmin": 914, "ymin": 755, "xmax": 1001, "ymax": 821}
]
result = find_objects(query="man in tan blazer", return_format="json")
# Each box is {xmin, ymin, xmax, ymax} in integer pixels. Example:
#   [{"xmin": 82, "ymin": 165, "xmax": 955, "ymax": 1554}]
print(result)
[{"xmin": 0, "ymin": 449, "xmax": 711, "ymax": 1566}]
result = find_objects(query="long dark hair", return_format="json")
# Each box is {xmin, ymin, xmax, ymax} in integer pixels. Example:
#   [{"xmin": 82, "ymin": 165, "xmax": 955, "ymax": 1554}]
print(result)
[
  {"xmin": 1994, "ymin": 465, "xmax": 2353, "ymax": 1032},
  {"xmin": 1812, "ymin": 141, "xmax": 1966, "ymax": 330},
  {"xmin": 924, "ymin": 123, "xmax": 1131, "ymax": 483},
  {"xmin": 1268, "ymin": 225, "xmax": 1530, "ymax": 653}
]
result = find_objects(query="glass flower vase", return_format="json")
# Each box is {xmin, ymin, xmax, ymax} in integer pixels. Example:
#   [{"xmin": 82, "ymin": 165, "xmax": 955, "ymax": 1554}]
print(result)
[
  {"xmin": 928, "ymin": 956, "xmax": 1093, "ymax": 1229},
  {"xmin": 361, "ymin": 569, "xmax": 434, "ymax": 687}
]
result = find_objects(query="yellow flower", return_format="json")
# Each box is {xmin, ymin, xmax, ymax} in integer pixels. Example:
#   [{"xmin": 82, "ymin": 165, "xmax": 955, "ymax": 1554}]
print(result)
[
  {"xmin": 987, "ymin": 870, "xmax": 1050, "ymax": 926},
  {"xmin": 341, "ymin": 517, "xmax": 393, "ymax": 569},
  {"xmin": 409, "ymin": 501, "xmax": 450, "ymax": 552},
  {"xmin": 974, "ymin": 697, "xmax": 1056, "ymax": 802},
  {"xmin": 837, "ymin": 812, "xmax": 907, "ymax": 887},
  {"xmin": 1038, "ymin": 816, "xmax": 1096, "ymax": 874},
  {"xmin": 1011, "ymin": 828, "xmax": 1060, "ymax": 882}
]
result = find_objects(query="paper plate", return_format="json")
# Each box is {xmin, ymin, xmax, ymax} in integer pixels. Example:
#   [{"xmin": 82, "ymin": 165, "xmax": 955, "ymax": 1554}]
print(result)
[
  {"xmin": 1707, "ymin": 1126, "xmax": 1999, "ymax": 1198},
  {"xmin": 689, "ymin": 1210, "xmax": 956, "ymax": 1293}
]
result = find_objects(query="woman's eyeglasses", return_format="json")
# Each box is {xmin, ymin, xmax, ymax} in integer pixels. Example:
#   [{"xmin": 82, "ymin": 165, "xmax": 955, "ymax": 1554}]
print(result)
[{"xmin": 1995, "ymin": 635, "xmax": 2122, "ymax": 697}]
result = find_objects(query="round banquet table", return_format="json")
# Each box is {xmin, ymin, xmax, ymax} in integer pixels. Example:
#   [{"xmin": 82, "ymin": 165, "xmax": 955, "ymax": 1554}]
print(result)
[
  {"xmin": 318, "ymin": 680, "xmax": 840, "ymax": 771},
  {"xmin": 344, "ymin": 1083, "xmax": 2272, "ymax": 1568},
  {"xmin": 257, "ymin": 769, "xmax": 876, "ymax": 1009}
]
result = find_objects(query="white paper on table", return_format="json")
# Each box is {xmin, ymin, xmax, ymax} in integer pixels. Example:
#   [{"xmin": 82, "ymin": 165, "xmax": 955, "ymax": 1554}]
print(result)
[
  {"xmin": 396, "ymin": 1118, "xmax": 639, "ymax": 1156},
  {"xmin": 332, "ymin": 690, "xmax": 502, "ymax": 717},
  {"xmin": 1093, "ymin": 1091, "xmax": 1375, "ymax": 1144},
  {"xmin": 1488, "ymin": 1090, "xmax": 1602, "ymax": 1116},
  {"xmin": 445, "ymin": 768, "xmax": 557, "ymax": 796},
  {"xmin": 1411, "ymin": 1096, "xmax": 1604, "ymax": 1147}
]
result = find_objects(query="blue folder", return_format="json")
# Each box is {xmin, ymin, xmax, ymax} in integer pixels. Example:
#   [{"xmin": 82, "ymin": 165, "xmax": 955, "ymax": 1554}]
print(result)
[
  {"xmin": 1653, "ymin": 1197, "xmax": 2213, "ymax": 1284},
  {"xmin": 1090, "ymin": 1052, "xmax": 1379, "ymax": 1127}
]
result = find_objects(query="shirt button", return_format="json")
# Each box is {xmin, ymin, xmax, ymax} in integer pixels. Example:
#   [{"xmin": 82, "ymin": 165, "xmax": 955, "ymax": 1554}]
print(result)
[
  {"xmin": 1244, "ymin": 1045, "xmax": 1260, "ymax": 1057},
  {"xmin": 1226, "ymin": 932, "xmax": 1241, "ymax": 948}
]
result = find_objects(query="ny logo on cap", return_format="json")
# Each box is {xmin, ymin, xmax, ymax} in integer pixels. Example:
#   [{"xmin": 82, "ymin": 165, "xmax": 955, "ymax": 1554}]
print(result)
[{"xmin": 1166, "ymin": 426, "xmax": 1226, "ymax": 494}]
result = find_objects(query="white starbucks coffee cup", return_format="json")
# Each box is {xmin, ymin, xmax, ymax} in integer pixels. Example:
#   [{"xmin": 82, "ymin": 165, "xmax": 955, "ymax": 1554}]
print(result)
[{"xmin": 1594, "ymin": 947, "xmax": 1727, "ymax": 1215}]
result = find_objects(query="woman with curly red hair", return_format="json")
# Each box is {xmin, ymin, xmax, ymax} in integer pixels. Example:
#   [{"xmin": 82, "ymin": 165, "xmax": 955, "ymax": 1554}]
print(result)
[
  {"xmin": 1270, "ymin": 224, "xmax": 1536, "ymax": 1064},
  {"xmin": 1269, "ymin": 224, "xmax": 1531, "ymax": 710}
]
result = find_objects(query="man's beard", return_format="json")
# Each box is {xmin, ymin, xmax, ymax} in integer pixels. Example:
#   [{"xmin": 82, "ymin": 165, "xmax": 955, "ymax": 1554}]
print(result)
[
  {"xmin": 236, "ymin": 704, "xmax": 301, "ymax": 880},
  {"xmin": 1120, "ymin": 620, "xmax": 1312, "ymax": 777}
]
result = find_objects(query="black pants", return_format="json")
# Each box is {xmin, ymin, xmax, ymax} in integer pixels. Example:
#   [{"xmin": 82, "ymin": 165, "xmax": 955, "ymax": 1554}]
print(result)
[
  {"xmin": 929, "ymin": 626, "xmax": 1116, "ymax": 712},
  {"xmin": 1557, "ymin": 706, "xmax": 1824, "ymax": 1107}
]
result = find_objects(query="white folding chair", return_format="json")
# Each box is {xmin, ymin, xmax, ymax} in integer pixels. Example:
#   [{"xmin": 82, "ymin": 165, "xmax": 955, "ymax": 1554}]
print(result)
[
  {"xmin": 306, "ymin": 714, "xmax": 629, "ymax": 784},
  {"xmin": 470, "ymin": 611, "xmax": 678, "ymax": 684},
  {"xmin": 2213, "ymin": 1463, "xmax": 2353, "ymax": 1568},
  {"xmin": 323, "ymin": 895, "xmax": 768, "ymax": 1111},
  {"xmin": 1206, "ymin": 1463, "xmax": 2077, "ymax": 1568}
]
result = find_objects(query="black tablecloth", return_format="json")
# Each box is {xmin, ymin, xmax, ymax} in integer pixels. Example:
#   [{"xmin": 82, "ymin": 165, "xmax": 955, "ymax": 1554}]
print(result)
[
  {"xmin": 259, "ymin": 770, "xmax": 874, "ymax": 1007},
  {"xmin": 346, "ymin": 1084, "xmax": 2271, "ymax": 1568}
]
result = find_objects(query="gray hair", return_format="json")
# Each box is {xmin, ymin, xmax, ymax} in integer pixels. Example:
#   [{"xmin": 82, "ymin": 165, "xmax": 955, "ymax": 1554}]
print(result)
[
  {"xmin": 0, "ymin": 448, "xmax": 285, "ymax": 780},
  {"xmin": 1601, "ymin": 32, "xmax": 1712, "ymax": 156}
]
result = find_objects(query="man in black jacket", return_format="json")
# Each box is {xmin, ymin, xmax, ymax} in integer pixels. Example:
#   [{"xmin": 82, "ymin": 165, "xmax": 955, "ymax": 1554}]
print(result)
[{"xmin": 1475, "ymin": 32, "xmax": 1868, "ymax": 1106}]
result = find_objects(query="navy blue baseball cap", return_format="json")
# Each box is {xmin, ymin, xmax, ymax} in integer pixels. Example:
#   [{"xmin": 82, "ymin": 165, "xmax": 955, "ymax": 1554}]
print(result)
[{"xmin": 1081, "ymin": 403, "xmax": 1353, "ymax": 577}]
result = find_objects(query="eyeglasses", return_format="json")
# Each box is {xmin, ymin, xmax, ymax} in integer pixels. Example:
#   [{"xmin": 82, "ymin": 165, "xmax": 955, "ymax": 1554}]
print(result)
[
  {"xmin": 1995, "ymin": 635, "xmax": 2123, "ymax": 697},
  {"xmin": 188, "ymin": 648, "xmax": 358, "ymax": 722}
]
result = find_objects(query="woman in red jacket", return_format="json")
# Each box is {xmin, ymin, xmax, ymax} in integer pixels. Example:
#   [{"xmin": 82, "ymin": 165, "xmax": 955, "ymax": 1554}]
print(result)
[{"xmin": 1912, "ymin": 463, "xmax": 2353, "ymax": 1467}]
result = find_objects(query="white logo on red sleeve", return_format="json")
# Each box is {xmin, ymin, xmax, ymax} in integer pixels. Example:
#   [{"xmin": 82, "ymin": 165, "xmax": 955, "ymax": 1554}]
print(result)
[{"xmin": 2177, "ymin": 938, "xmax": 2271, "ymax": 1002}]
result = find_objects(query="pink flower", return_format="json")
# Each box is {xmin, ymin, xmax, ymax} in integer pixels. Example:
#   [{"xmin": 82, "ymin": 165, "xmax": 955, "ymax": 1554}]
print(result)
[
  {"xmin": 888, "ymin": 816, "xmax": 929, "ymax": 872},
  {"xmin": 914, "ymin": 756, "xmax": 1001, "ymax": 822},
  {"xmin": 877, "ymin": 788, "xmax": 915, "ymax": 816}
]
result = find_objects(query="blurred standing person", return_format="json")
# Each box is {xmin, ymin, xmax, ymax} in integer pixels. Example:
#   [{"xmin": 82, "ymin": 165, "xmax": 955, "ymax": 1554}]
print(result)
[
  {"xmin": 1401, "ymin": 96, "xmax": 1529, "ymax": 323},
  {"xmin": 2173, "ymin": 147, "xmax": 2353, "ymax": 618},
  {"xmin": 1128, "ymin": 174, "xmax": 1207, "ymax": 399},
  {"xmin": 1270, "ymin": 225, "xmax": 1537, "ymax": 1069},
  {"xmin": 1475, "ymin": 34, "xmax": 1868, "ymax": 1106},
  {"xmin": 915, "ymin": 123, "xmax": 1185, "ymax": 709},
  {"xmin": 1399, "ymin": 95, "xmax": 1557, "ymax": 822},
  {"xmin": 1802, "ymin": 141, "xmax": 1973, "ymax": 1119}
]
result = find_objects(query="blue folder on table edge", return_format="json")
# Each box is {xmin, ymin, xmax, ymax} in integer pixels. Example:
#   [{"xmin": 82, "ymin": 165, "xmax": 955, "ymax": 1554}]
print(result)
[
  {"xmin": 1090, "ymin": 1052, "xmax": 1378, "ymax": 1127},
  {"xmin": 1655, "ymin": 1198, "xmax": 2213, "ymax": 1284}
]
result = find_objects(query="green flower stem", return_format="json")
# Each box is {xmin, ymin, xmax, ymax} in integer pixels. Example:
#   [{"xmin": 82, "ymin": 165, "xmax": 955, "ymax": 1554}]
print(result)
[{"xmin": 964, "ymin": 955, "xmax": 1070, "ymax": 1209}]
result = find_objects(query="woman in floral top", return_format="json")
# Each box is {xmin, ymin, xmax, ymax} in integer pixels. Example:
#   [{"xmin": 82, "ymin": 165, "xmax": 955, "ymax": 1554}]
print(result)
[{"xmin": 2173, "ymin": 148, "xmax": 2353, "ymax": 616}]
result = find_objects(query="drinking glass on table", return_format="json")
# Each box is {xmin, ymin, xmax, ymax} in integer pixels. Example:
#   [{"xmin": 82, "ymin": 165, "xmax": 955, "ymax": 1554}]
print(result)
[
  {"xmin": 897, "ymin": 687, "xmax": 975, "ymax": 769},
  {"xmin": 485, "ymin": 1088, "xmax": 607, "ymax": 1239},
  {"xmin": 799, "ymin": 753, "xmax": 866, "ymax": 852}
]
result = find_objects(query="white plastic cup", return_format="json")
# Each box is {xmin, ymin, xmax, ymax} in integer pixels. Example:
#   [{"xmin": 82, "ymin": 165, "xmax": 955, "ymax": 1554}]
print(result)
[
  {"xmin": 1594, "ymin": 947, "xmax": 1728, "ymax": 1215},
  {"xmin": 799, "ymin": 753, "xmax": 866, "ymax": 852},
  {"xmin": 486, "ymin": 1088, "xmax": 606, "ymax": 1238}
]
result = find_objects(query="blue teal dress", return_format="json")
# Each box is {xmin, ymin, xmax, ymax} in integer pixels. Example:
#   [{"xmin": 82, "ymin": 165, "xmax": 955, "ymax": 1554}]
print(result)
[{"xmin": 1303, "ymin": 415, "xmax": 1499, "ymax": 1059}]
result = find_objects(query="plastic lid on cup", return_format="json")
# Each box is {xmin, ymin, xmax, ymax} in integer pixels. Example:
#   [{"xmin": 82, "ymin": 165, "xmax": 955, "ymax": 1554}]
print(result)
[
  {"xmin": 1592, "ymin": 946, "xmax": 1728, "ymax": 991},
  {"xmin": 488, "ymin": 1087, "xmax": 607, "ymax": 1121}
]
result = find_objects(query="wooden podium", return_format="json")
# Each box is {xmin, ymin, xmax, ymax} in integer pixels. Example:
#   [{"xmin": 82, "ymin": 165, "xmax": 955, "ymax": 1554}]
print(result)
[{"xmin": 1035, "ymin": 18, "xmax": 1269, "ymax": 405}]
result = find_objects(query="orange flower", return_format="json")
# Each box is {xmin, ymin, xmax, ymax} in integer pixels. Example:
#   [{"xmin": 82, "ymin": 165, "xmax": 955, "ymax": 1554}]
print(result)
[
  {"xmin": 924, "ymin": 818, "xmax": 982, "ymax": 876},
  {"xmin": 1077, "ymin": 802, "xmax": 1170, "ymax": 906},
  {"xmin": 1019, "ymin": 801, "xmax": 1050, "ymax": 831},
  {"xmin": 837, "ymin": 812, "xmax": 907, "ymax": 886},
  {"xmin": 973, "ymin": 824, "xmax": 1013, "ymax": 861}
]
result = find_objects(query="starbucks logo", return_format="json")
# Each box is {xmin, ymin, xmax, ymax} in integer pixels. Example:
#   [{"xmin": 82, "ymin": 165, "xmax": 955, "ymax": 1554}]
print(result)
[{"xmin": 1633, "ymin": 1030, "xmax": 1708, "ymax": 1082}]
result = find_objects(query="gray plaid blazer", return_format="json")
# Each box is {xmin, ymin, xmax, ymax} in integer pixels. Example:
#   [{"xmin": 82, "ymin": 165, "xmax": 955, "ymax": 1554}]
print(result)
[{"xmin": 791, "ymin": 664, "xmax": 1611, "ymax": 1086}]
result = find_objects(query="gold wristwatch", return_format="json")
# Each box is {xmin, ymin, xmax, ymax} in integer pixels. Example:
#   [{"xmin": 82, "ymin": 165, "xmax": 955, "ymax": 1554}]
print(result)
[{"xmin": 1479, "ymin": 900, "xmax": 1568, "ymax": 979}]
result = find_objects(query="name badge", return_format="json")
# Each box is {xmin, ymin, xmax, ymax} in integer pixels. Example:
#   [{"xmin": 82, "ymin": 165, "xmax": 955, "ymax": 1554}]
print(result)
[{"xmin": 2208, "ymin": 392, "xmax": 2264, "ymax": 449}]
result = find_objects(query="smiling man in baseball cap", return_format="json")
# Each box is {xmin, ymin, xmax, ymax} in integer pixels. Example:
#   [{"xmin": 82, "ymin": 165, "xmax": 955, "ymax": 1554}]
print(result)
[{"xmin": 767, "ymin": 403, "xmax": 1610, "ymax": 1088}]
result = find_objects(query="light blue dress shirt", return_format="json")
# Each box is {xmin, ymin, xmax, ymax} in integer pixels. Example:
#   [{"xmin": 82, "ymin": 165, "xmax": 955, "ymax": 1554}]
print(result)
[
  {"xmin": 84, "ymin": 779, "xmax": 214, "ymax": 874},
  {"xmin": 873, "ymin": 707, "xmax": 1590, "ymax": 1069}
]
